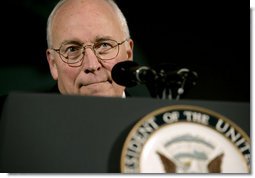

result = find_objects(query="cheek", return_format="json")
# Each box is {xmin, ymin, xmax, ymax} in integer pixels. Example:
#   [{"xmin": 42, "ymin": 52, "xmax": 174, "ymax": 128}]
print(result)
[
  {"xmin": 102, "ymin": 46, "xmax": 131, "ymax": 70},
  {"xmin": 58, "ymin": 65, "xmax": 80, "ymax": 83},
  {"xmin": 102, "ymin": 61, "xmax": 116, "ymax": 71},
  {"xmin": 104, "ymin": 58, "xmax": 127, "ymax": 71}
]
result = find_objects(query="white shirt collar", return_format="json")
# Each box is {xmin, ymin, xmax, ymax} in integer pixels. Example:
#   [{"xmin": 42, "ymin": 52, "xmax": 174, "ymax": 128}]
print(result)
[{"xmin": 122, "ymin": 92, "xmax": 126, "ymax": 98}]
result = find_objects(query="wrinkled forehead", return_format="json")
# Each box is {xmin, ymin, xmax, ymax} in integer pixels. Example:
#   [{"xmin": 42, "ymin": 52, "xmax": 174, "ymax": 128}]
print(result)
[{"xmin": 51, "ymin": 0, "xmax": 124, "ymax": 45}]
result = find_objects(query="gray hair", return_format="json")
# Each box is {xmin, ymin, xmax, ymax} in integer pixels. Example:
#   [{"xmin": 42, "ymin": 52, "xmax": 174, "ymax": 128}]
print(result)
[{"xmin": 46, "ymin": 0, "xmax": 130, "ymax": 48}]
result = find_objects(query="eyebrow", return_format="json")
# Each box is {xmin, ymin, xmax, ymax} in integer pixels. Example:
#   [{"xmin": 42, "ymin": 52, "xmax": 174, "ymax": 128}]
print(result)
[
  {"xmin": 94, "ymin": 35, "xmax": 115, "ymax": 42},
  {"xmin": 61, "ymin": 40, "xmax": 84, "ymax": 46},
  {"xmin": 59, "ymin": 35, "xmax": 115, "ymax": 46}
]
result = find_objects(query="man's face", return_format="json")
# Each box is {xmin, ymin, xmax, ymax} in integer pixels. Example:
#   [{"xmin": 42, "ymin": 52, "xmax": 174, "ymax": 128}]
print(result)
[{"xmin": 46, "ymin": 0, "xmax": 133, "ymax": 97}]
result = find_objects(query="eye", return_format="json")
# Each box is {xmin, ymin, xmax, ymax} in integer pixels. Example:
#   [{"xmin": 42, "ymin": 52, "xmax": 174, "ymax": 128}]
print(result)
[
  {"xmin": 60, "ymin": 44, "xmax": 83, "ymax": 60},
  {"xmin": 64, "ymin": 45, "xmax": 82, "ymax": 54},
  {"xmin": 95, "ymin": 42, "xmax": 111, "ymax": 50}
]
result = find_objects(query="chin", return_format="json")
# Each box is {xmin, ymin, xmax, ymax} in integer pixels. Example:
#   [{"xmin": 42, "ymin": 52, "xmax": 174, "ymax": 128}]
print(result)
[
  {"xmin": 78, "ymin": 85, "xmax": 123, "ymax": 97},
  {"xmin": 78, "ymin": 90, "xmax": 121, "ymax": 97}
]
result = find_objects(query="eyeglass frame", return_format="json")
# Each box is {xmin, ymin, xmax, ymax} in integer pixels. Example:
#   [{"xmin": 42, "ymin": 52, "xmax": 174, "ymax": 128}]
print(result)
[{"xmin": 51, "ymin": 38, "xmax": 129, "ymax": 67}]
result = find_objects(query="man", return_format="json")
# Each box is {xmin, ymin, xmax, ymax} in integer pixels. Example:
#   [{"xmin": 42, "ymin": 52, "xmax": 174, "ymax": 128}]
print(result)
[{"xmin": 46, "ymin": 0, "xmax": 134, "ymax": 97}]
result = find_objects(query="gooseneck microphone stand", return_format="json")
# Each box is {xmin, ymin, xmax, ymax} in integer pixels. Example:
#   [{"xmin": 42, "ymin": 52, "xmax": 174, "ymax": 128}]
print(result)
[{"xmin": 145, "ymin": 68, "xmax": 198, "ymax": 100}]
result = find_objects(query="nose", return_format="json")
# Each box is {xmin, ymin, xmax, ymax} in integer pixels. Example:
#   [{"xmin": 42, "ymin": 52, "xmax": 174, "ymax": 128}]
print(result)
[{"xmin": 82, "ymin": 47, "xmax": 101, "ymax": 73}]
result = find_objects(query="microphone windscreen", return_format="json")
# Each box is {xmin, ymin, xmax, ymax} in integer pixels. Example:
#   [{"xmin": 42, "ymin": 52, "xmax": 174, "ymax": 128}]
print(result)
[{"xmin": 111, "ymin": 60, "xmax": 139, "ymax": 87}]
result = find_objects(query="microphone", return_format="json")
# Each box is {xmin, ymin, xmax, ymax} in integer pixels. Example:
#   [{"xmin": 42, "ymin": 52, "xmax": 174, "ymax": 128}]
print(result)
[
  {"xmin": 158, "ymin": 67, "xmax": 198, "ymax": 87},
  {"xmin": 112, "ymin": 60, "xmax": 198, "ymax": 99},
  {"xmin": 112, "ymin": 60, "xmax": 198, "ymax": 88},
  {"xmin": 111, "ymin": 61, "xmax": 158, "ymax": 87}
]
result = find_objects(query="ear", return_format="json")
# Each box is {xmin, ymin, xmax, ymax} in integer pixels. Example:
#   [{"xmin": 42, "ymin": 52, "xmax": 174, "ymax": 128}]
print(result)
[
  {"xmin": 46, "ymin": 49, "xmax": 58, "ymax": 80},
  {"xmin": 126, "ymin": 39, "xmax": 134, "ymax": 61}
]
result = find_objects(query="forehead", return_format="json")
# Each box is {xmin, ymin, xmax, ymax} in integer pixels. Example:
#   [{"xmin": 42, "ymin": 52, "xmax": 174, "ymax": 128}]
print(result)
[{"xmin": 52, "ymin": 0, "xmax": 124, "ymax": 45}]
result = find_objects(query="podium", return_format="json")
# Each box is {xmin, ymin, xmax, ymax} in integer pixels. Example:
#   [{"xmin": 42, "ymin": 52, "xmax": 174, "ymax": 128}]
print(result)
[{"xmin": 0, "ymin": 93, "xmax": 250, "ymax": 173}]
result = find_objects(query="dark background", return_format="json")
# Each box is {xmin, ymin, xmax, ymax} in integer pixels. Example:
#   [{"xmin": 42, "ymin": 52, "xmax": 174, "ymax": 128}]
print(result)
[{"xmin": 0, "ymin": 0, "xmax": 250, "ymax": 102}]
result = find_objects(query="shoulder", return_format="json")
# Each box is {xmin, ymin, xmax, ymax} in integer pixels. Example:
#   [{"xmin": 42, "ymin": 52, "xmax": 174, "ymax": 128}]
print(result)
[
  {"xmin": 0, "ymin": 94, "xmax": 7, "ymax": 116},
  {"xmin": 44, "ymin": 83, "xmax": 60, "ymax": 94}
]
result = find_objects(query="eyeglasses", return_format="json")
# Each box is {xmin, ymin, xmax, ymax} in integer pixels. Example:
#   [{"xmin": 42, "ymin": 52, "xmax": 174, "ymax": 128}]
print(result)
[{"xmin": 52, "ymin": 39, "xmax": 128, "ymax": 67}]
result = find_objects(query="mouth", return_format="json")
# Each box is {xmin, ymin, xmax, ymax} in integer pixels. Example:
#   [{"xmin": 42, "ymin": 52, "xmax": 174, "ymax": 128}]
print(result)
[{"xmin": 79, "ymin": 80, "xmax": 112, "ymax": 88}]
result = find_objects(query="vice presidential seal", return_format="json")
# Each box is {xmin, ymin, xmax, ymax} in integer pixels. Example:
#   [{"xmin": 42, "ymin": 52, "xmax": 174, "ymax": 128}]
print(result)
[{"xmin": 120, "ymin": 105, "xmax": 250, "ymax": 173}]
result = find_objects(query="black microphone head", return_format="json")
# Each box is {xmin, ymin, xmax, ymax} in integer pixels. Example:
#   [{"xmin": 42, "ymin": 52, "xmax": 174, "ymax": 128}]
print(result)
[{"xmin": 111, "ymin": 60, "xmax": 139, "ymax": 87}]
